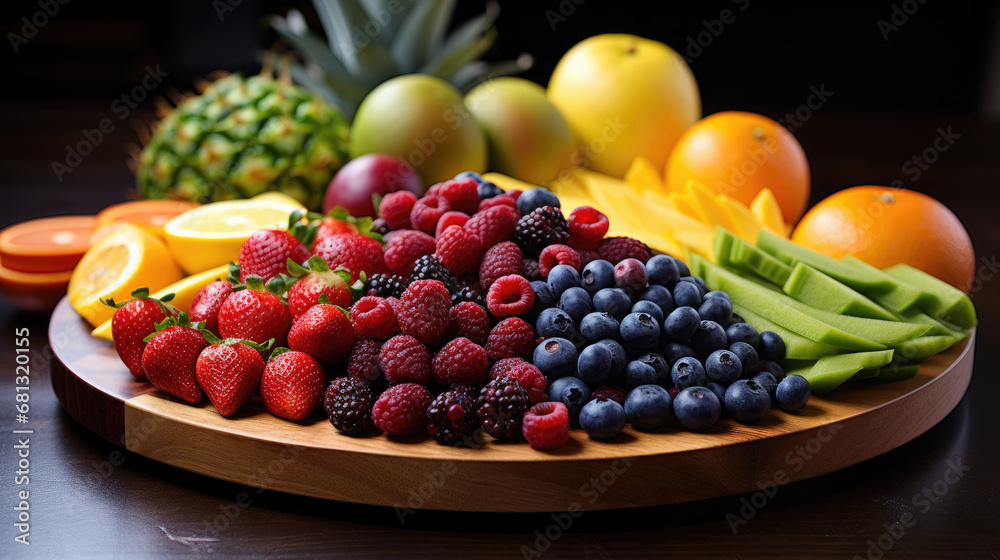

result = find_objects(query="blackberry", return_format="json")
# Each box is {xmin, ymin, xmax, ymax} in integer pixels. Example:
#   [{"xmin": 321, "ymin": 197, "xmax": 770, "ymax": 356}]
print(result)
[
  {"xmin": 476, "ymin": 378, "xmax": 530, "ymax": 440},
  {"xmin": 410, "ymin": 255, "xmax": 459, "ymax": 293},
  {"xmin": 324, "ymin": 377, "xmax": 375, "ymax": 436},
  {"xmin": 512, "ymin": 206, "xmax": 570, "ymax": 257},
  {"xmin": 364, "ymin": 274, "xmax": 407, "ymax": 298},
  {"xmin": 451, "ymin": 284, "xmax": 485, "ymax": 307},
  {"xmin": 426, "ymin": 390, "xmax": 479, "ymax": 445}
]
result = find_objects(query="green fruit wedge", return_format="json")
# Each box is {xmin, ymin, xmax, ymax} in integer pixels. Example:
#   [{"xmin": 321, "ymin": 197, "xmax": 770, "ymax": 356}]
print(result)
[
  {"xmin": 840, "ymin": 256, "xmax": 938, "ymax": 314},
  {"xmin": 891, "ymin": 308, "xmax": 968, "ymax": 339},
  {"xmin": 756, "ymin": 231, "xmax": 895, "ymax": 295},
  {"xmin": 771, "ymin": 288, "xmax": 931, "ymax": 345},
  {"xmin": 850, "ymin": 368, "xmax": 881, "ymax": 382},
  {"xmin": 729, "ymin": 238, "xmax": 792, "ymax": 285},
  {"xmin": 712, "ymin": 227, "xmax": 737, "ymax": 270},
  {"xmin": 787, "ymin": 350, "xmax": 895, "ymax": 395},
  {"xmin": 733, "ymin": 304, "xmax": 842, "ymax": 360},
  {"xmin": 866, "ymin": 364, "xmax": 921, "ymax": 384},
  {"xmin": 884, "ymin": 263, "xmax": 978, "ymax": 328},
  {"xmin": 889, "ymin": 335, "xmax": 963, "ymax": 363},
  {"xmin": 782, "ymin": 263, "xmax": 898, "ymax": 321}
]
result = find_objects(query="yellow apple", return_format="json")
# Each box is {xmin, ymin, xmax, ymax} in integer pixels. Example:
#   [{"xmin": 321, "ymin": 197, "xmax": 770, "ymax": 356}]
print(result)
[{"xmin": 547, "ymin": 34, "xmax": 701, "ymax": 178}]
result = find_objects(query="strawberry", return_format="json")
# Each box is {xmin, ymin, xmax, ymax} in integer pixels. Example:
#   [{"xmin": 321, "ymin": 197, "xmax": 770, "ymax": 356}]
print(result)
[
  {"xmin": 196, "ymin": 335, "xmax": 272, "ymax": 416},
  {"xmin": 260, "ymin": 348, "xmax": 327, "ymax": 421},
  {"xmin": 103, "ymin": 287, "xmax": 177, "ymax": 380},
  {"xmin": 314, "ymin": 216, "xmax": 359, "ymax": 247},
  {"xmin": 287, "ymin": 302, "xmax": 357, "ymax": 363},
  {"xmin": 312, "ymin": 233, "xmax": 388, "ymax": 282},
  {"xmin": 217, "ymin": 278, "xmax": 292, "ymax": 347},
  {"xmin": 285, "ymin": 256, "xmax": 358, "ymax": 321},
  {"xmin": 238, "ymin": 229, "xmax": 312, "ymax": 283},
  {"xmin": 189, "ymin": 278, "xmax": 233, "ymax": 335},
  {"xmin": 141, "ymin": 313, "xmax": 207, "ymax": 403}
]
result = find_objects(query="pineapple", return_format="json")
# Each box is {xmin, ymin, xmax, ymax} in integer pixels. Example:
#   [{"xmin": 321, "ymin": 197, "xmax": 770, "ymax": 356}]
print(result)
[
  {"xmin": 136, "ymin": 60, "xmax": 349, "ymax": 210},
  {"xmin": 269, "ymin": 0, "xmax": 530, "ymax": 117}
]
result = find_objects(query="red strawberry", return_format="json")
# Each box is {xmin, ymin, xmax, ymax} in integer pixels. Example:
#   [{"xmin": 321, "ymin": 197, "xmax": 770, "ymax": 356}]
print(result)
[
  {"xmin": 312, "ymin": 233, "xmax": 388, "ymax": 282},
  {"xmin": 285, "ymin": 256, "xmax": 355, "ymax": 321},
  {"xmin": 103, "ymin": 287, "xmax": 177, "ymax": 380},
  {"xmin": 141, "ymin": 313, "xmax": 207, "ymax": 403},
  {"xmin": 196, "ymin": 337, "xmax": 270, "ymax": 416},
  {"xmin": 239, "ymin": 229, "xmax": 311, "ymax": 282},
  {"xmin": 260, "ymin": 349, "xmax": 327, "ymax": 421},
  {"xmin": 217, "ymin": 279, "xmax": 292, "ymax": 347},
  {"xmin": 190, "ymin": 280, "xmax": 233, "ymax": 335},
  {"xmin": 314, "ymin": 216, "xmax": 359, "ymax": 247},
  {"xmin": 287, "ymin": 303, "xmax": 357, "ymax": 363}
]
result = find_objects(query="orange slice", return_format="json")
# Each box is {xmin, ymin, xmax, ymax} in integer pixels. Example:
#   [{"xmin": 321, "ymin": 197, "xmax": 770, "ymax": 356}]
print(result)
[{"xmin": 0, "ymin": 215, "xmax": 97, "ymax": 273}]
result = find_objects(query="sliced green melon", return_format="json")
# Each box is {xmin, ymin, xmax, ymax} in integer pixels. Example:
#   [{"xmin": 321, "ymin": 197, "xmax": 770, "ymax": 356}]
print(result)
[
  {"xmin": 840, "ymin": 256, "xmax": 938, "ymax": 313},
  {"xmin": 884, "ymin": 263, "xmax": 977, "ymax": 328},
  {"xmin": 867, "ymin": 364, "xmax": 921, "ymax": 384},
  {"xmin": 732, "ymin": 304, "xmax": 842, "ymax": 360},
  {"xmin": 756, "ymin": 231, "xmax": 895, "ymax": 295},
  {"xmin": 730, "ymin": 238, "xmax": 793, "ymax": 285},
  {"xmin": 783, "ymin": 263, "xmax": 898, "ymax": 321},
  {"xmin": 889, "ymin": 335, "xmax": 962, "ymax": 363},
  {"xmin": 788, "ymin": 350, "xmax": 895, "ymax": 395}
]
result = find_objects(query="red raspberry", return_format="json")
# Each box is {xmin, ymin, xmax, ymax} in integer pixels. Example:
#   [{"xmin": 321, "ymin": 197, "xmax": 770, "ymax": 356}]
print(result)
[
  {"xmin": 568, "ymin": 206, "xmax": 610, "ymax": 250},
  {"xmin": 478, "ymin": 194, "xmax": 518, "ymax": 212},
  {"xmin": 313, "ymin": 233, "xmax": 388, "ymax": 282},
  {"xmin": 379, "ymin": 335, "xmax": 430, "ymax": 384},
  {"xmin": 410, "ymin": 195, "xmax": 451, "ymax": 234},
  {"xmin": 523, "ymin": 258, "xmax": 541, "ymax": 281},
  {"xmin": 397, "ymin": 280, "xmax": 451, "ymax": 344},
  {"xmin": 465, "ymin": 205, "xmax": 519, "ymax": 247},
  {"xmin": 350, "ymin": 296, "xmax": 399, "ymax": 339},
  {"xmin": 486, "ymin": 275, "xmax": 535, "ymax": 318},
  {"xmin": 485, "ymin": 317, "xmax": 536, "ymax": 360},
  {"xmin": 383, "ymin": 230, "xmax": 436, "ymax": 277},
  {"xmin": 432, "ymin": 178, "xmax": 479, "ymax": 214},
  {"xmin": 446, "ymin": 302, "xmax": 490, "ymax": 346},
  {"xmin": 578, "ymin": 248, "xmax": 601, "ymax": 267},
  {"xmin": 497, "ymin": 361, "xmax": 547, "ymax": 404},
  {"xmin": 479, "ymin": 241, "xmax": 524, "ymax": 290},
  {"xmin": 372, "ymin": 383, "xmax": 432, "ymax": 435},
  {"xmin": 378, "ymin": 190, "xmax": 418, "ymax": 230},
  {"xmin": 432, "ymin": 337, "xmax": 488, "ymax": 386},
  {"xmin": 598, "ymin": 236, "xmax": 650, "ymax": 264},
  {"xmin": 347, "ymin": 338, "xmax": 383, "ymax": 383},
  {"xmin": 522, "ymin": 402, "xmax": 571, "ymax": 449},
  {"xmin": 591, "ymin": 385, "xmax": 627, "ymax": 406},
  {"xmin": 490, "ymin": 357, "xmax": 526, "ymax": 380},
  {"xmin": 435, "ymin": 225, "xmax": 483, "ymax": 275},
  {"xmin": 538, "ymin": 244, "xmax": 581, "ymax": 278}
]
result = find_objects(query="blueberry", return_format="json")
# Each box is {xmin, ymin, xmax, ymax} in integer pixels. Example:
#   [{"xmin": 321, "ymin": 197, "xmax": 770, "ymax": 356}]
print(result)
[
  {"xmin": 593, "ymin": 288, "xmax": 632, "ymax": 321},
  {"xmin": 580, "ymin": 312, "xmax": 621, "ymax": 344},
  {"xmin": 724, "ymin": 379, "xmax": 771, "ymax": 424},
  {"xmin": 663, "ymin": 306, "xmax": 700, "ymax": 343},
  {"xmin": 690, "ymin": 320, "xmax": 727, "ymax": 358},
  {"xmin": 673, "ymin": 387, "xmax": 722, "ymax": 430},
  {"xmin": 548, "ymin": 264, "xmax": 581, "ymax": 298},
  {"xmin": 753, "ymin": 372, "xmax": 778, "ymax": 404},
  {"xmin": 631, "ymin": 300, "xmax": 664, "ymax": 324},
  {"xmin": 596, "ymin": 339, "xmax": 628, "ymax": 384},
  {"xmin": 516, "ymin": 187, "xmax": 561, "ymax": 214},
  {"xmin": 705, "ymin": 382, "xmax": 728, "ymax": 412},
  {"xmin": 673, "ymin": 257, "xmax": 691, "ymax": 277},
  {"xmin": 758, "ymin": 331, "xmax": 786, "ymax": 361},
  {"xmin": 638, "ymin": 284, "xmax": 675, "ymax": 317},
  {"xmin": 698, "ymin": 296, "xmax": 733, "ymax": 325},
  {"xmin": 703, "ymin": 291, "xmax": 731, "ymax": 303},
  {"xmin": 580, "ymin": 259, "xmax": 616, "ymax": 296},
  {"xmin": 759, "ymin": 360, "xmax": 785, "ymax": 381},
  {"xmin": 536, "ymin": 308, "xmax": 586, "ymax": 349},
  {"xmin": 624, "ymin": 384, "xmax": 673, "ymax": 430},
  {"xmin": 476, "ymin": 181, "xmax": 504, "ymax": 199},
  {"xmin": 455, "ymin": 170, "xmax": 483, "ymax": 183},
  {"xmin": 725, "ymin": 322, "xmax": 760, "ymax": 347},
  {"xmin": 577, "ymin": 343, "xmax": 612, "ymax": 387},
  {"xmin": 727, "ymin": 313, "xmax": 746, "ymax": 327},
  {"xmin": 672, "ymin": 281, "xmax": 702, "ymax": 309},
  {"xmin": 614, "ymin": 258, "xmax": 647, "ymax": 295},
  {"xmin": 775, "ymin": 374, "xmax": 811, "ymax": 412},
  {"xmin": 621, "ymin": 312, "xmax": 661, "ymax": 349},
  {"xmin": 625, "ymin": 353, "xmax": 670, "ymax": 389},
  {"xmin": 548, "ymin": 376, "xmax": 591, "ymax": 428},
  {"xmin": 525, "ymin": 280, "xmax": 556, "ymax": 324},
  {"xmin": 559, "ymin": 287, "xmax": 594, "ymax": 325},
  {"xmin": 671, "ymin": 356, "xmax": 707, "ymax": 390},
  {"xmin": 579, "ymin": 398, "xmax": 626, "ymax": 439},
  {"xmin": 728, "ymin": 341, "xmax": 759, "ymax": 378},
  {"xmin": 533, "ymin": 337, "xmax": 578, "ymax": 380},
  {"xmin": 646, "ymin": 255, "xmax": 681, "ymax": 289},
  {"xmin": 663, "ymin": 342, "xmax": 698, "ymax": 364},
  {"xmin": 705, "ymin": 349, "xmax": 742, "ymax": 385},
  {"xmin": 680, "ymin": 276, "xmax": 709, "ymax": 296}
]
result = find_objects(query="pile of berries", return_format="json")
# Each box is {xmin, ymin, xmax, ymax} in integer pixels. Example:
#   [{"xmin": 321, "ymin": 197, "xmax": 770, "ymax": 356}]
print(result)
[{"xmin": 107, "ymin": 171, "xmax": 808, "ymax": 451}]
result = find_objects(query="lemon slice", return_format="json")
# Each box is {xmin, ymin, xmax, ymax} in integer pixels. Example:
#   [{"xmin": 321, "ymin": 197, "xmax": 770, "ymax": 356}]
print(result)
[
  {"xmin": 91, "ymin": 263, "xmax": 230, "ymax": 340},
  {"xmin": 68, "ymin": 223, "xmax": 182, "ymax": 327},
  {"xmin": 163, "ymin": 199, "xmax": 303, "ymax": 275}
]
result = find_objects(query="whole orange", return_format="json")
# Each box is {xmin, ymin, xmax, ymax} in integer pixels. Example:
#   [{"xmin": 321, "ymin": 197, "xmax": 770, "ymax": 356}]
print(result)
[
  {"xmin": 665, "ymin": 111, "xmax": 811, "ymax": 224},
  {"xmin": 791, "ymin": 186, "xmax": 975, "ymax": 291}
]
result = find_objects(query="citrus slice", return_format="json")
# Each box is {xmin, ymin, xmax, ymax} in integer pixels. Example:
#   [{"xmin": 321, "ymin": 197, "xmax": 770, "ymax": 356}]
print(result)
[
  {"xmin": 90, "ymin": 263, "xmax": 230, "ymax": 340},
  {"xmin": 0, "ymin": 263, "xmax": 72, "ymax": 313},
  {"xmin": 163, "ymin": 199, "xmax": 303, "ymax": 274},
  {"xmin": 68, "ymin": 223, "xmax": 182, "ymax": 327},
  {"xmin": 0, "ymin": 215, "xmax": 97, "ymax": 273},
  {"xmin": 95, "ymin": 200, "xmax": 199, "ymax": 239}
]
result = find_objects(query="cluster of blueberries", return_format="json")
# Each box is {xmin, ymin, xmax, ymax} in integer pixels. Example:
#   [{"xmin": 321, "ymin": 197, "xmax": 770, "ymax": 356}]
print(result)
[{"xmin": 528, "ymin": 254, "xmax": 812, "ymax": 439}]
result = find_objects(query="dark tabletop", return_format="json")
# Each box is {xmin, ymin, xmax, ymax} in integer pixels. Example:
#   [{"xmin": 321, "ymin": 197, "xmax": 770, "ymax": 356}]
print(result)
[{"xmin": 1, "ymin": 106, "xmax": 998, "ymax": 559}]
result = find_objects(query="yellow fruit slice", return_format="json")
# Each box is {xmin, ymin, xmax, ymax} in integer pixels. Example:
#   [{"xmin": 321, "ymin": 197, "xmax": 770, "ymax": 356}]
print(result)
[
  {"xmin": 252, "ymin": 191, "xmax": 308, "ymax": 209},
  {"xmin": 750, "ymin": 188, "xmax": 788, "ymax": 237},
  {"xmin": 624, "ymin": 156, "xmax": 664, "ymax": 193},
  {"xmin": 673, "ymin": 230, "xmax": 716, "ymax": 263},
  {"xmin": 163, "ymin": 199, "xmax": 303, "ymax": 275},
  {"xmin": 717, "ymin": 194, "xmax": 762, "ymax": 243},
  {"xmin": 68, "ymin": 224, "xmax": 182, "ymax": 327},
  {"xmin": 667, "ymin": 191, "xmax": 701, "ymax": 220},
  {"xmin": 90, "ymin": 264, "xmax": 230, "ymax": 340},
  {"xmin": 686, "ymin": 180, "xmax": 735, "ymax": 232}
]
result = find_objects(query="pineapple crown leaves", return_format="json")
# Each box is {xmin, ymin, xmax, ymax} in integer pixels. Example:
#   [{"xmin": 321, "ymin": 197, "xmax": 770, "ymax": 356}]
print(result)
[
  {"xmin": 142, "ymin": 312, "xmax": 206, "ymax": 343},
  {"xmin": 102, "ymin": 287, "xmax": 177, "ymax": 315},
  {"xmin": 202, "ymin": 330, "xmax": 275, "ymax": 352}
]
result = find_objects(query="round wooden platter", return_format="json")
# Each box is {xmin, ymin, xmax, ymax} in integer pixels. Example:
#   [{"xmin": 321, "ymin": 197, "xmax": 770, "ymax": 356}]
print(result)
[{"xmin": 49, "ymin": 298, "xmax": 975, "ymax": 513}]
